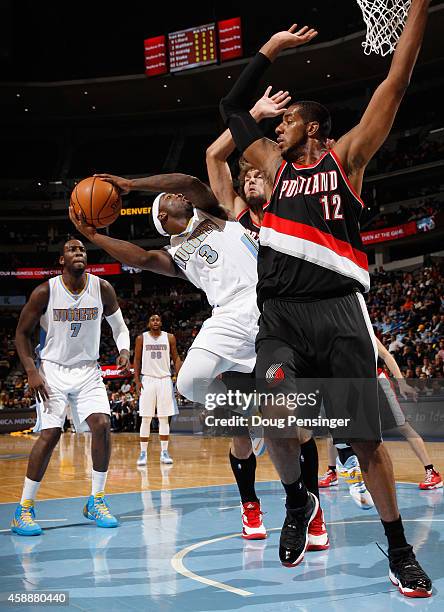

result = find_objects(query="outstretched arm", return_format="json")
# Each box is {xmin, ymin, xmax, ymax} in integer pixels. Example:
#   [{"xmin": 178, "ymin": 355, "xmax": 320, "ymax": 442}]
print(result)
[
  {"xmin": 69, "ymin": 205, "xmax": 178, "ymax": 277},
  {"xmin": 220, "ymin": 24, "xmax": 317, "ymax": 186},
  {"xmin": 95, "ymin": 172, "xmax": 228, "ymax": 219},
  {"xmin": 334, "ymin": 0, "xmax": 430, "ymax": 191},
  {"xmin": 207, "ymin": 87, "xmax": 291, "ymax": 216}
]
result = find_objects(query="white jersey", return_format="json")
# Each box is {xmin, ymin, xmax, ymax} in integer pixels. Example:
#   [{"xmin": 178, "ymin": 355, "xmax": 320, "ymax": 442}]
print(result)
[
  {"xmin": 167, "ymin": 209, "xmax": 259, "ymax": 308},
  {"xmin": 39, "ymin": 273, "xmax": 103, "ymax": 367},
  {"xmin": 141, "ymin": 331, "xmax": 171, "ymax": 378}
]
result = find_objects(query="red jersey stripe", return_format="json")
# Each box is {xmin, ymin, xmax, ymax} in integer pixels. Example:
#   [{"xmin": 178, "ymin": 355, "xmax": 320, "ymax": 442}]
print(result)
[{"xmin": 262, "ymin": 212, "xmax": 368, "ymax": 271}]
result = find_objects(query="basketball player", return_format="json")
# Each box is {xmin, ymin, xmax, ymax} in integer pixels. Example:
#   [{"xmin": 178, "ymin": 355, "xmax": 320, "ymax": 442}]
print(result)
[
  {"xmin": 69, "ymin": 171, "xmax": 328, "ymax": 548},
  {"xmin": 220, "ymin": 0, "xmax": 431, "ymax": 596},
  {"xmin": 134, "ymin": 313, "xmax": 182, "ymax": 465},
  {"xmin": 321, "ymin": 337, "xmax": 442, "ymax": 494},
  {"xmin": 206, "ymin": 89, "xmax": 329, "ymax": 550},
  {"xmin": 11, "ymin": 238, "xmax": 130, "ymax": 535}
]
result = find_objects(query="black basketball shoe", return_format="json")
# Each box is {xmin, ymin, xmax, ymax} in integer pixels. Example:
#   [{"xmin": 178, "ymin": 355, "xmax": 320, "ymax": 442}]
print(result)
[
  {"xmin": 388, "ymin": 545, "xmax": 432, "ymax": 598},
  {"xmin": 279, "ymin": 491, "xmax": 319, "ymax": 567}
]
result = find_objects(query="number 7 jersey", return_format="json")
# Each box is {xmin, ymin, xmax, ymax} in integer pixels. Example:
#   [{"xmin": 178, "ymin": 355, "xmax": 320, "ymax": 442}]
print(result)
[
  {"xmin": 257, "ymin": 150, "xmax": 370, "ymax": 309},
  {"xmin": 39, "ymin": 273, "xmax": 104, "ymax": 366}
]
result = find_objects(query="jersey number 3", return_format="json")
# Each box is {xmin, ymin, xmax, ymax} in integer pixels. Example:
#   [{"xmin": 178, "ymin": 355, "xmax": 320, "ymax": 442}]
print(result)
[
  {"xmin": 70, "ymin": 322, "xmax": 82, "ymax": 337},
  {"xmin": 320, "ymin": 194, "xmax": 343, "ymax": 220},
  {"xmin": 198, "ymin": 244, "xmax": 218, "ymax": 264}
]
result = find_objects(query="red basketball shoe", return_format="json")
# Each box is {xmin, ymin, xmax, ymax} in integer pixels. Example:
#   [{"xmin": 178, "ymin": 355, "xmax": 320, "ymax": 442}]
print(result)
[
  {"xmin": 419, "ymin": 468, "xmax": 443, "ymax": 490},
  {"xmin": 307, "ymin": 505, "xmax": 329, "ymax": 551},
  {"xmin": 241, "ymin": 501, "xmax": 267, "ymax": 540},
  {"xmin": 319, "ymin": 468, "xmax": 338, "ymax": 488}
]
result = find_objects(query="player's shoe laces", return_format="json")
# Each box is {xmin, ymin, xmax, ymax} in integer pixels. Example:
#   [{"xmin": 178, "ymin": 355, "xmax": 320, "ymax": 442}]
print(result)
[
  {"xmin": 318, "ymin": 468, "xmax": 338, "ymax": 488},
  {"xmin": 336, "ymin": 456, "xmax": 374, "ymax": 509},
  {"xmin": 387, "ymin": 545, "xmax": 432, "ymax": 598},
  {"xmin": 160, "ymin": 450, "xmax": 173, "ymax": 464},
  {"xmin": 83, "ymin": 493, "xmax": 119, "ymax": 528},
  {"xmin": 241, "ymin": 501, "xmax": 267, "ymax": 540},
  {"xmin": 11, "ymin": 500, "xmax": 42, "ymax": 536},
  {"xmin": 280, "ymin": 491, "xmax": 319, "ymax": 567},
  {"xmin": 419, "ymin": 468, "xmax": 443, "ymax": 490},
  {"xmin": 136, "ymin": 451, "xmax": 147, "ymax": 466},
  {"xmin": 307, "ymin": 505, "xmax": 329, "ymax": 551}
]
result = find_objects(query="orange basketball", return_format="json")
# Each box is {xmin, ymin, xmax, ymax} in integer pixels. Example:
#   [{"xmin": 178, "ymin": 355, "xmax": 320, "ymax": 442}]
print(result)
[{"xmin": 70, "ymin": 177, "xmax": 122, "ymax": 228}]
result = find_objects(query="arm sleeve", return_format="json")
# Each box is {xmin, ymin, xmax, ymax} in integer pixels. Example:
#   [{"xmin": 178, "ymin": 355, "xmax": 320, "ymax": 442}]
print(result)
[
  {"xmin": 220, "ymin": 52, "xmax": 272, "ymax": 154},
  {"xmin": 105, "ymin": 308, "xmax": 130, "ymax": 353},
  {"xmin": 220, "ymin": 52, "xmax": 272, "ymax": 122}
]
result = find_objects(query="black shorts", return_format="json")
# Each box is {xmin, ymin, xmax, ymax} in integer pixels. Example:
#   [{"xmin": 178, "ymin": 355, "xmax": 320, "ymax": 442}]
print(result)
[{"xmin": 255, "ymin": 293, "xmax": 381, "ymax": 442}]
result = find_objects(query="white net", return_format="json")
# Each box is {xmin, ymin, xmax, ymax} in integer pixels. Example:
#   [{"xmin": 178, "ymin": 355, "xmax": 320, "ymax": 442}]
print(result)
[{"xmin": 356, "ymin": 0, "xmax": 412, "ymax": 56}]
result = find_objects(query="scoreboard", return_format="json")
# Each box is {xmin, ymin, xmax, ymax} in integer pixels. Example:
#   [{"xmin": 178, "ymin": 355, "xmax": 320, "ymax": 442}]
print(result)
[
  {"xmin": 144, "ymin": 18, "xmax": 242, "ymax": 76},
  {"xmin": 169, "ymin": 23, "xmax": 217, "ymax": 73}
]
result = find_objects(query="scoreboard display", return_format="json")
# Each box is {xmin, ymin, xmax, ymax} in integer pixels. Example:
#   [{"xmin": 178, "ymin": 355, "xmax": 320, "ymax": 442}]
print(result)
[
  {"xmin": 144, "ymin": 18, "xmax": 242, "ymax": 76},
  {"xmin": 168, "ymin": 23, "xmax": 217, "ymax": 73}
]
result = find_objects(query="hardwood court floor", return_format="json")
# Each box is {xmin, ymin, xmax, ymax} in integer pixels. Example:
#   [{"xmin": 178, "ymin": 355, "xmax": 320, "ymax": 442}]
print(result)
[{"xmin": 1, "ymin": 433, "xmax": 443, "ymax": 503}]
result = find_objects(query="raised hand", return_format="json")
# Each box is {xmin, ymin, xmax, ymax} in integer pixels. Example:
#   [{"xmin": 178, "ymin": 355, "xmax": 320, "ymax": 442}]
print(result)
[
  {"xmin": 251, "ymin": 86, "xmax": 292, "ymax": 121},
  {"xmin": 93, "ymin": 173, "xmax": 132, "ymax": 195},
  {"xmin": 271, "ymin": 24, "xmax": 318, "ymax": 51}
]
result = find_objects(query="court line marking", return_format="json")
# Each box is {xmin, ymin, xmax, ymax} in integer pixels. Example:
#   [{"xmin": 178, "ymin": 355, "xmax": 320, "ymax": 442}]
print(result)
[
  {"xmin": 171, "ymin": 517, "xmax": 444, "ymax": 597},
  {"xmin": 171, "ymin": 532, "xmax": 254, "ymax": 597}
]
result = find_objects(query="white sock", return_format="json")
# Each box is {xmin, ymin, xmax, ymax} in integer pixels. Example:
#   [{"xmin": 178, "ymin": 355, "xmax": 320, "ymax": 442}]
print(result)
[
  {"xmin": 161, "ymin": 440, "xmax": 168, "ymax": 452},
  {"xmin": 140, "ymin": 440, "xmax": 148, "ymax": 453},
  {"xmin": 91, "ymin": 469, "xmax": 108, "ymax": 496},
  {"xmin": 21, "ymin": 477, "xmax": 41, "ymax": 505}
]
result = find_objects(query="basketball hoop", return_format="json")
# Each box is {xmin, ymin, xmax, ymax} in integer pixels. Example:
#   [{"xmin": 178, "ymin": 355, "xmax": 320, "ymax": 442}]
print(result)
[{"xmin": 356, "ymin": 0, "xmax": 412, "ymax": 56}]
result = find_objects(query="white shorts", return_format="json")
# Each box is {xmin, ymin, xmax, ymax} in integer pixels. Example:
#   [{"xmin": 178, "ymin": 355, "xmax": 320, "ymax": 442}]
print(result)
[
  {"xmin": 139, "ymin": 376, "xmax": 178, "ymax": 417},
  {"xmin": 34, "ymin": 360, "xmax": 110, "ymax": 433},
  {"xmin": 190, "ymin": 288, "xmax": 259, "ymax": 373}
]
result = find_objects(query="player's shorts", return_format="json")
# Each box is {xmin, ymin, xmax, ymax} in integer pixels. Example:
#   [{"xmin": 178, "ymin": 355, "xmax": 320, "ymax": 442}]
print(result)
[
  {"xmin": 139, "ymin": 375, "xmax": 178, "ymax": 417},
  {"xmin": 255, "ymin": 291, "xmax": 381, "ymax": 442},
  {"xmin": 378, "ymin": 372, "xmax": 406, "ymax": 430},
  {"xmin": 34, "ymin": 360, "xmax": 110, "ymax": 433},
  {"xmin": 189, "ymin": 287, "xmax": 259, "ymax": 373}
]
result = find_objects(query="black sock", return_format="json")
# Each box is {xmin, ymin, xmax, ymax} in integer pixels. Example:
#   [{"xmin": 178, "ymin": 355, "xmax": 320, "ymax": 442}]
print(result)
[
  {"xmin": 381, "ymin": 515, "xmax": 409, "ymax": 551},
  {"xmin": 328, "ymin": 465, "xmax": 337, "ymax": 472},
  {"xmin": 282, "ymin": 475, "xmax": 308, "ymax": 509},
  {"xmin": 300, "ymin": 438, "xmax": 319, "ymax": 500},
  {"xmin": 229, "ymin": 451, "xmax": 258, "ymax": 504},
  {"xmin": 337, "ymin": 445, "xmax": 355, "ymax": 465},
  {"xmin": 424, "ymin": 464, "xmax": 433, "ymax": 471}
]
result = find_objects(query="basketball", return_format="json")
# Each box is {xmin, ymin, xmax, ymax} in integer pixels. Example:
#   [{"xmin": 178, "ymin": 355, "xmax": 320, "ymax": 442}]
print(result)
[{"xmin": 70, "ymin": 177, "xmax": 122, "ymax": 228}]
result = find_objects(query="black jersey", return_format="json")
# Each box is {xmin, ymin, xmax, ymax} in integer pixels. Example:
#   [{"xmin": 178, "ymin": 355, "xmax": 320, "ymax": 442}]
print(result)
[
  {"xmin": 257, "ymin": 150, "xmax": 369, "ymax": 309},
  {"xmin": 237, "ymin": 208, "xmax": 261, "ymax": 242}
]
